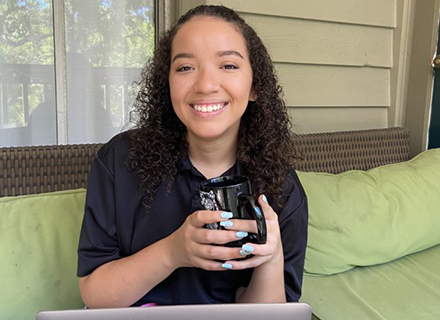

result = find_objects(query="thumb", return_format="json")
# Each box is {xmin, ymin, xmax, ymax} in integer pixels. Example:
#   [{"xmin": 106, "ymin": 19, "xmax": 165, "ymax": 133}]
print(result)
[
  {"xmin": 258, "ymin": 194, "xmax": 269, "ymax": 207},
  {"xmin": 258, "ymin": 194, "xmax": 277, "ymax": 219}
]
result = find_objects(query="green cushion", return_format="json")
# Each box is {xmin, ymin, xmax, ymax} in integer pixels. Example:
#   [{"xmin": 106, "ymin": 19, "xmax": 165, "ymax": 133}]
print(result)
[
  {"xmin": 298, "ymin": 148, "xmax": 440, "ymax": 276},
  {"xmin": 300, "ymin": 244, "xmax": 440, "ymax": 320},
  {"xmin": 0, "ymin": 189, "xmax": 86, "ymax": 320}
]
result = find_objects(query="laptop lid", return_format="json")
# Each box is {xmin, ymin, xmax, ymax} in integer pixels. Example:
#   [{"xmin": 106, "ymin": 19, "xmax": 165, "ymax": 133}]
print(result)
[{"xmin": 36, "ymin": 303, "xmax": 312, "ymax": 320}]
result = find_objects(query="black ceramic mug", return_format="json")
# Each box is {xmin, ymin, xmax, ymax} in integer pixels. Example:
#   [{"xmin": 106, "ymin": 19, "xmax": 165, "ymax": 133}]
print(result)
[{"xmin": 200, "ymin": 175, "xmax": 267, "ymax": 247}]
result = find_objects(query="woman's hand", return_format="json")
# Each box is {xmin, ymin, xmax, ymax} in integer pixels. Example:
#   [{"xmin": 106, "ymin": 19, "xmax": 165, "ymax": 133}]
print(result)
[
  {"xmin": 227, "ymin": 195, "xmax": 286, "ymax": 303},
  {"xmin": 167, "ymin": 210, "xmax": 255, "ymax": 270},
  {"xmin": 220, "ymin": 195, "xmax": 284, "ymax": 270}
]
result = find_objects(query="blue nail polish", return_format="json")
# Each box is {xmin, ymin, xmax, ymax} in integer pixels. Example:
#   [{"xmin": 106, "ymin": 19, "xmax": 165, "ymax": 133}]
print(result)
[
  {"xmin": 262, "ymin": 195, "xmax": 267, "ymax": 203},
  {"xmin": 236, "ymin": 231, "xmax": 248, "ymax": 238},
  {"xmin": 222, "ymin": 263, "xmax": 233, "ymax": 269},
  {"xmin": 239, "ymin": 249, "xmax": 249, "ymax": 256},
  {"xmin": 221, "ymin": 211, "xmax": 233, "ymax": 219},
  {"xmin": 242, "ymin": 244, "xmax": 254, "ymax": 253},
  {"xmin": 220, "ymin": 221, "xmax": 233, "ymax": 227}
]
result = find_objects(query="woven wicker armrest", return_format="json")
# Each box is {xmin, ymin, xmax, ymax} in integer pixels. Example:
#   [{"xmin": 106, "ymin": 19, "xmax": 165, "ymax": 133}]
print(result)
[
  {"xmin": 0, "ymin": 127, "xmax": 411, "ymax": 197},
  {"xmin": 293, "ymin": 127, "xmax": 411, "ymax": 173},
  {"xmin": 0, "ymin": 144, "xmax": 102, "ymax": 197}
]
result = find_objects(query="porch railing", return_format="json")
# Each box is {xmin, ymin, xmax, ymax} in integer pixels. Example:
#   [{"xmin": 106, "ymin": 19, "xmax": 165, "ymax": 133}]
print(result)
[{"xmin": 0, "ymin": 63, "xmax": 142, "ymax": 129}]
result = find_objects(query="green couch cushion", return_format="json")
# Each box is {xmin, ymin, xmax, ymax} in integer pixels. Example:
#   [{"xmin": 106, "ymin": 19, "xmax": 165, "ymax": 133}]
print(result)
[
  {"xmin": 298, "ymin": 148, "xmax": 440, "ymax": 276},
  {"xmin": 300, "ymin": 244, "xmax": 440, "ymax": 320},
  {"xmin": 0, "ymin": 189, "xmax": 86, "ymax": 320}
]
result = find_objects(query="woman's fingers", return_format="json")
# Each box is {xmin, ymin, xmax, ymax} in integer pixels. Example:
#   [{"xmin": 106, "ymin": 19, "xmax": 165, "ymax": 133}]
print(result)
[
  {"xmin": 219, "ymin": 195, "xmax": 277, "ymax": 233},
  {"xmin": 258, "ymin": 194, "xmax": 278, "ymax": 221},
  {"xmin": 194, "ymin": 244, "xmax": 252, "ymax": 262},
  {"xmin": 195, "ymin": 241, "xmax": 280, "ymax": 270},
  {"xmin": 192, "ymin": 228, "xmax": 249, "ymax": 245},
  {"xmin": 221, "ymin": 219, "xmax": 258, "ymax": 233},
  {"xmin": 240, "ymin": 241, "xmax": 279, "ymax": 258},
  {"xmin": 217, "ymin": 195, "xmax": 283, "ymax": 270},
  {"xmin": 180, "ymin": 195, "xmax": 282, "ymax": 270},
  {"xmin": 188, "ymin": 210, "xmax": 234, "ymax": 228},
  {"xmin": 221, "ymin": 255, "xmax": 270, "ymax": 270},
  {"xmin": 197, "ymin": 241, "xmax": 275, "ymax": 267}
]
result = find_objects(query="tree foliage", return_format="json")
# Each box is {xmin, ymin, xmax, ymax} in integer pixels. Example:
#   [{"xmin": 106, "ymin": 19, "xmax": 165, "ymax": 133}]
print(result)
[
  {"xmin": 0, "ymin": 0, "xmax": 53, "ymax": 64},
  {"xmin": 0, "ymin": 0, "xmax": 154, "ymax": 66},
  {"xmin": 0, "ymin": 0, "xmax": 154, "ymax": 130}
]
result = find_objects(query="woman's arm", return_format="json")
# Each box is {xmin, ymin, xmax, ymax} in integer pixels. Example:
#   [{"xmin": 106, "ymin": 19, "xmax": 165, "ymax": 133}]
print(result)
[
  {"xmin": 79, "ymin": 235, "xmax": 176, "ymax": 308},
  {"xmin": 236, "ymin": 247, "xmax": 286, "ymax": 303},
  {"xmin": 79, "ymin": 209, "xmax": 249, "ymax": 308}
]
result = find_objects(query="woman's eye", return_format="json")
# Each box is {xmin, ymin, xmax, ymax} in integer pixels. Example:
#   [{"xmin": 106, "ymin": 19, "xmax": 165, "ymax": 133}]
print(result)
[
  {"xmin": 222, "ymin": 64, "xmax": 238, "ymax": 70},
  {"xmin": 176, "ymin": 66, "xmax": 193, "ymax": 72}
]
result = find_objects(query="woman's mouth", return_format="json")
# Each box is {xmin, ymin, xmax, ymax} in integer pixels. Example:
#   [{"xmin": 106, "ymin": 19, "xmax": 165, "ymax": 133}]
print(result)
[{"xmin": 190, "ymin": 102, "xmax": 228, "ymax": 113}]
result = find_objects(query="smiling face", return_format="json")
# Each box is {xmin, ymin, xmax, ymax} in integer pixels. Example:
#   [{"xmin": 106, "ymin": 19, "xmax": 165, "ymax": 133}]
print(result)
[{"xmin": 169, "ymin": 16, "xmax": 254, "ymax": 143}]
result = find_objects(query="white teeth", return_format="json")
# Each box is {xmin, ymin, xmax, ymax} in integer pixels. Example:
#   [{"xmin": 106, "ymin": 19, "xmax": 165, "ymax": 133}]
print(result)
[{"xmin": 193, "ymin": 103, "xmax": 224, "ymax": 113}]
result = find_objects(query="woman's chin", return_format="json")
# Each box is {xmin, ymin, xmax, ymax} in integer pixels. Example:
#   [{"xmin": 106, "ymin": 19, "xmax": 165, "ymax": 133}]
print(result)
[{"xmin": 188, "ymin": 129, "xmax": 230, "ymax": 142}]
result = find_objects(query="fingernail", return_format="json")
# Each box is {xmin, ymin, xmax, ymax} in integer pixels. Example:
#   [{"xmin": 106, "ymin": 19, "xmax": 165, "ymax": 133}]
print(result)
[
  {"xmin": 222, "ymin": 263, "xmax": 233, "ymax": 269},
  {"xmin": 220, "ymin": 211, "xmax": 233, "ymax": 219},
  {"xmin": 242, "ymin": 244, "xmax": 254, "ymax": 253},
  {"xmin": 239, "ymin": 249, "xmax": 249, "ymax": 256},
  {"xmin": 262, "ymin": 195, "xmax": 267, "ymax": 203},
  {"xmin": 220, "ymin": 221, "xmax": 234, "ymax": 227},
  {"xmin": 236, "ymin": 231, "xmax": 248, "ymax": 238}
]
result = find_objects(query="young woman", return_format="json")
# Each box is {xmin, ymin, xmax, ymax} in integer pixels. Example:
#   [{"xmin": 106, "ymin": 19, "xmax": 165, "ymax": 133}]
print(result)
[{"xmin": 77, "ymin": 5, "xmax": 308, "ymax": 308}]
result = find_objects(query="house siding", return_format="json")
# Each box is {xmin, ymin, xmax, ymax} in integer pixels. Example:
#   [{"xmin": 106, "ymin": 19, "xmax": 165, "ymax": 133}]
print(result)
[{"xmin": 177, "ymin": 0, "xmax": 398, "ymax": 134}]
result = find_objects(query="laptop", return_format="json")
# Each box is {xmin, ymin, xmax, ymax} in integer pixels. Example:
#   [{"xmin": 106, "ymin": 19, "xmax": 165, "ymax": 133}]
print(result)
[{"xmin": 36, "ymin": 303, "xmax": 312, "ymax": 320}]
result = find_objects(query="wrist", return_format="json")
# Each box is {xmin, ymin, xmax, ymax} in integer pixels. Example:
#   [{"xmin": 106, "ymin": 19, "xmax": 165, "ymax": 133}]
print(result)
[
  {"xmin": 160, "ymin": 233, "xmax": 181, "ymax": 271},
  {"xmin": 267, "ymin": 252, "xmax": 284, "ymax": 269},
  {"xmin": 257, "ymin": 244, "xmax": 284, "ymax": 270}
]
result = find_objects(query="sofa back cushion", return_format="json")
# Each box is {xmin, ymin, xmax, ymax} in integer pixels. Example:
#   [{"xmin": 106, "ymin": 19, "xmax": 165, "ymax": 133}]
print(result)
[
  {"xmin": 298, "ymin": 148, "xmax": 440, "ymax": 275},
  {"xmin": 0, "ymin": 189, "xmax": 86, "ymax": 319}
]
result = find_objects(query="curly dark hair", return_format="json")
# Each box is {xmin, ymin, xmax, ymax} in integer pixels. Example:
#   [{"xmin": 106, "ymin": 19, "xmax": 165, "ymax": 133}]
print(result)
[{"xmin": 127, "ymin": 5, "xmax": 299, "ymax": 209}]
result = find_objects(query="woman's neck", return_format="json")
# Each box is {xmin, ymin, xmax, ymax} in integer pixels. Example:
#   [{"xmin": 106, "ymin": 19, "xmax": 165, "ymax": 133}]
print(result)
[{"xmin": 187, "ymin": 131, "xmax": 238, "ymax": 179}]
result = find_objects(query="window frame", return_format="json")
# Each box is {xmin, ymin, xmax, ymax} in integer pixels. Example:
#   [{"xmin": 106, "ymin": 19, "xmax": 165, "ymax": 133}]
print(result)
[{"xmin": 50, "ymin": 0, "xmax": 167, "ymax": 145}]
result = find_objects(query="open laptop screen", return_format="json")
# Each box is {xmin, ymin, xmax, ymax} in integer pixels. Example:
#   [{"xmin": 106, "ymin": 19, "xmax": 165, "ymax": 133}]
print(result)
[{"xmin": 36, "ymin": 303, "xmax": 312, "ymax": 320}]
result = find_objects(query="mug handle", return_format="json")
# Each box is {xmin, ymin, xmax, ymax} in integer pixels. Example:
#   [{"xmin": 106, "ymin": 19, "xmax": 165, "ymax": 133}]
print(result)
[{"xmin": 238, "ymin": 194, "xmax": 267, "ymax": 244}]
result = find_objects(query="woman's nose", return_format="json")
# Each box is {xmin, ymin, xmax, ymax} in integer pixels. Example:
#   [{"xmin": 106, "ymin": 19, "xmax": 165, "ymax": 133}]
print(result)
[{"xmin": 194, "ymin": 67, "xmax": 220, "ymax": 94}]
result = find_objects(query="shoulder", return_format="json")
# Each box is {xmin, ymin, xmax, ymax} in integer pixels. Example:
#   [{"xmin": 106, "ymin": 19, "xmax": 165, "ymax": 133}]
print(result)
[
  {"xmin": 97, "ymin": 130, "xmax": 133, "ymax": 159},
  {"xmin": 283, "ymin": 168, "xmax": 307, "ymax": 200},
  {"xmin": 92, "ymin": 129, "xmax": 138, "ymax": 175},
  {"xmin": 271, "ymin": 168, "xmax": 307, "ymax": 221}
]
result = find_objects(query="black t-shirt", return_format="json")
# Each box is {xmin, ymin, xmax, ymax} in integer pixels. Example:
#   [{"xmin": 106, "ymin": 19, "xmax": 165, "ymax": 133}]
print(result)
[{"xmin": 77, "ymin": 131, "xmax": 308, "ymax": 305}]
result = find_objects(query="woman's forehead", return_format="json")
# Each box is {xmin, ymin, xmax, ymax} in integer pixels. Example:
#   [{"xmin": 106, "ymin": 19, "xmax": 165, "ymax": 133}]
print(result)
[{"xmin": 171, "ymin": 16, "xmax": 247, "ymax": 54}]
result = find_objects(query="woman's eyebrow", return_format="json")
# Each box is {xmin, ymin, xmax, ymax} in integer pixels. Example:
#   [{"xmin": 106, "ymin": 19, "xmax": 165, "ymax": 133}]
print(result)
[
  {"xmin": 172, "ymin": 53, "xmax": 195, "ymax": 63},
  {"xmin": 217, "ymin": 50, "xmax": 244, "ymax": 59},
  {"xmin": 171, "ymin": 50, "xmax": 244, "ymax": 63}
]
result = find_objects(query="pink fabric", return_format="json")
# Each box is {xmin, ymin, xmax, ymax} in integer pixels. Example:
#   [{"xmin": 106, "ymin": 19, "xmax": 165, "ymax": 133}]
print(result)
[{"xmin": 140, "ymin": 302, "xmax": 158, "ymax": 308}]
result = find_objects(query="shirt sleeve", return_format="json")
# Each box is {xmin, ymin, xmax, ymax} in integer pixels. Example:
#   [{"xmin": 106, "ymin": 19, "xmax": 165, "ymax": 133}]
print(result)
[
  {"xmin": 276, "ymin": 171, "xmax": 308, "ymax": 302},
  {"xmin": 77, "ymin": 146, "xmax": 121, "ymax": 277}
]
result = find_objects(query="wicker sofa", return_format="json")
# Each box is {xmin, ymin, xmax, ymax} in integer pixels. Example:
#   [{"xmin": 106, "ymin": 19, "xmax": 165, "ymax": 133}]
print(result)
[
  {"xmin": 1, "ymin": 127, "xmax": 439, "ymax": 320},
  {"xmin": 0, "ymin": 127, "xmax": 410, "ymax": 197}
]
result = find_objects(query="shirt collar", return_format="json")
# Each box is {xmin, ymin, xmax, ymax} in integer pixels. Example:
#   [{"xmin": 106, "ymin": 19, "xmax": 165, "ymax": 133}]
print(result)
[
  {"xmin": 178, "ymin": 147, "xmax": 193, "ymax": 173},
  {"xmin": 178, "ymin": 147, "xmax": 245, "ymax": 177}
]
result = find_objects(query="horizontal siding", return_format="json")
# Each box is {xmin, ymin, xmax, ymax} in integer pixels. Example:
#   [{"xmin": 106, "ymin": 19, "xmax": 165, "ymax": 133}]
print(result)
[
  {"xmin": 277, "ymin": 64, "xmax": 390, "ymax": 107},
  {"xmin": 186, "ymin": 0, "xmax": 397, "ymax": 133},
  {"xmin": 178, "ymin": 0, "xmax": 205, "ymax": 14},
  {"xmin": 210, "ymin": 0, "xmax": 396, "ymax": 27},
  {"xmin": 243, "ymin": 14, "xmax": 392, "ymax": 68},
  {"xmin": 288, "ymin": 107, "xmax": 388, "ymax": 134}
]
